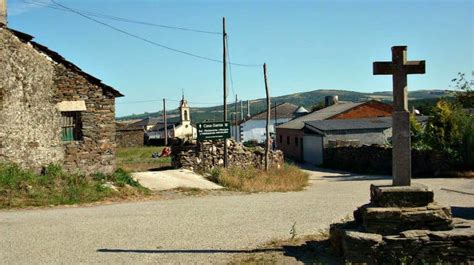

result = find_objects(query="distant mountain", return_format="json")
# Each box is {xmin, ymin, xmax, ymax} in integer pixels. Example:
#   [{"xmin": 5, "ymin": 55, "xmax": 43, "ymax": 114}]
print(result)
[{"xmin": 117, "ymin": 89, "xmax": 452, "ymax": 123}]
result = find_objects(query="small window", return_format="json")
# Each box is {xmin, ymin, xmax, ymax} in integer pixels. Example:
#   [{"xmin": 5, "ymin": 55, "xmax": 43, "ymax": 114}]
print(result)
[
  {"xmin": 287, "ymin": 136, "xmax": 290, "ymax": 145},
  {"xmin": 61, "ymin": 112, "xmax": 82, "ymax": 141},
  {"xmin": 279, "ymin": 135, "xmax": 282, "ymax": 143},
  {"xmin": 295, "ymin": 137, "xmax": 299, "ymax": 146},
  {"xmin": 184, "ymin": 110, "xmax": 189, "ymax": 121}
]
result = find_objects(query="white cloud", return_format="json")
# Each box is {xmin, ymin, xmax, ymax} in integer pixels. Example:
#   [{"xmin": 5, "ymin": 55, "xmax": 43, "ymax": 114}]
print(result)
[{"xmin": 9, "ymin": 0, "xmax": 53, "ymax": 16}]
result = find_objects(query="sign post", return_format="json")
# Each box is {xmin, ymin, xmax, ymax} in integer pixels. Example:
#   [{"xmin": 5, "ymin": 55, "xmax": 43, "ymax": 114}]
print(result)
[{"xmin": 197, "ymin": 122, "xmax": 231, "ymax": 142}]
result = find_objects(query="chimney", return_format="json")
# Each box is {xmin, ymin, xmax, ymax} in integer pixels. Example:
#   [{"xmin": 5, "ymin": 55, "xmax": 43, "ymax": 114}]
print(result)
[
  {"xmin": 0, "ymin": 0, "xmax": 6, "ymax": 26},
  {"xmin": 325, "ymin": 95, "xmax": 339, "ymax": 107}
]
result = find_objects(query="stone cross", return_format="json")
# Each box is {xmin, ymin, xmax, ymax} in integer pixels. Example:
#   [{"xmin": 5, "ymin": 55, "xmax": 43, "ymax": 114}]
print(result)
[{"xmin": 373, "ymin": 46, "xmax": 425, "ymax": 186}]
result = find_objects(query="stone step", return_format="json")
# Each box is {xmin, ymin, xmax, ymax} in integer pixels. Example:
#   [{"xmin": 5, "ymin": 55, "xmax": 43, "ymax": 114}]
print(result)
[
  {"xmin": 354, "ymin": 203, "xmax": 453, "ymax": 235},
  {"xmin": 370, "ymin": 183, "xmax": 434, "ymax": 207}
]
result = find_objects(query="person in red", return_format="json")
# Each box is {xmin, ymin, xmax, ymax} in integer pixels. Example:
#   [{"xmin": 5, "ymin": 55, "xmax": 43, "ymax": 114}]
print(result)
[{"xmin": 160, "ymin": 146, "xmax": 171, "ymax": 157}]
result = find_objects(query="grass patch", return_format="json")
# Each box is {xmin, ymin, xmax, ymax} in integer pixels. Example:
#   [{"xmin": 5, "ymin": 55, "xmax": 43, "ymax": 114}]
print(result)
[
  {"xmin": 208, "ymin": 163, "xmax": 309, "ymax": 192},
  {"xmin": 0, "ymin": 164, "xmax": 149, "ymax": 209},
  {"xmin": 116, "ymin": 146, "xmax": 171, "ymax": 172}
]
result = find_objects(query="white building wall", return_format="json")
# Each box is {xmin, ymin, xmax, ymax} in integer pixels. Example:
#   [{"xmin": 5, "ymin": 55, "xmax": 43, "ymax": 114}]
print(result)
[{"xmin": 238, "ymin": 118, "xmax": 291, "ymax": 143}]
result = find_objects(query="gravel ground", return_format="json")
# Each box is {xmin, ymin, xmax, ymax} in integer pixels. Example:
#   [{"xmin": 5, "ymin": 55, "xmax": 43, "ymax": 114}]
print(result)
[{"xmin": 1, "ymin": 166, "xmax": 472, "ymax": 264}]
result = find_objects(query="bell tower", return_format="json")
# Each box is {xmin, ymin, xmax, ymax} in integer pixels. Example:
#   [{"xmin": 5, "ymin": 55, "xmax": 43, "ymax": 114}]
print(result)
[{"xmin": 179, "ymin": 94, "xmax": 190, "ymax": 125}]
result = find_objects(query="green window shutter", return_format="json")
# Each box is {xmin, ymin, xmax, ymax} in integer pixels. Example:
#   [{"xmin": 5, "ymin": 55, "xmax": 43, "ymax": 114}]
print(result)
[{"xmin": 62, "ymin": 127, "xmax": 74, "ymax": 142}]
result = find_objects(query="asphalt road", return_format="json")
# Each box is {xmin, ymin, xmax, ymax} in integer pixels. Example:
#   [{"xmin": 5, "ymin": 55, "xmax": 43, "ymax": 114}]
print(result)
[{"xmin": 1, "ymin": 167, "xmax": 473, "ymax": 264}]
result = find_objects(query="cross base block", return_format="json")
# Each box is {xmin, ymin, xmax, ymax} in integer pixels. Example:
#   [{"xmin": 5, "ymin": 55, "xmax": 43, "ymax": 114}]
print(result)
[{"xmin": 370, "ymin": 184, "xmax": 433, "ymax": 207}]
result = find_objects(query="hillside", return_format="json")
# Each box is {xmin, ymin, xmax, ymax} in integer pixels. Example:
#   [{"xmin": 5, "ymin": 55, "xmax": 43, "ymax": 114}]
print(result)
[{"xmin": 117, "ymin": 89, "xmax": 451, "ymax": 123}]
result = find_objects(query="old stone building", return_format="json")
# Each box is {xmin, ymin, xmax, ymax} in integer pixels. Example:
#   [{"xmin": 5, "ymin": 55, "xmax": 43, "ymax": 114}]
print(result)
[
  {"xmin": 0, "ymin": 24, "xmax": 123, "ymax": 174},
  {"xmin": 115, "ymin": 123, "xmax": 144, "ymax": 148}
]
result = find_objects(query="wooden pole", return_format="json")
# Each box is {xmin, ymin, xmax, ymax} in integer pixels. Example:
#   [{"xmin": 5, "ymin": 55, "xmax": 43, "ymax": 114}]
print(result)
[
  {"xmin": 274, "ymin": 100, "xmax": 277, "ymax": 150},
  {"xmin": 223, "ymin": 17, "xmax": 228, "ymax": 168},
  {"xmin": 235, "ymin": 94, "xmax": 238, "ymax": 141},
  {"xmin": 240, "ymin": 100, "xmax": 243, "ymax": 120},
  {"xmin": 264, "ymin": 63, "xmax": 271, "ymax": 171},
  {"xmin": 247, "ymin": 100, "xmax": 250, "ymax": 117},
  {"xmin": 163, "ymin": 98, "xmax": 168, "ymax": 146}
]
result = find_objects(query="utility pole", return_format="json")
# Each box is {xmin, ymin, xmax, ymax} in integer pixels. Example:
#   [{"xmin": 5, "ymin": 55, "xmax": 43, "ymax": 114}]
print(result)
[
  {"xmin": 264, "ymin": 63, "xmax": 271, "ymax": 171},
  {"xmin": 247, "ymin": 100, "xmax": 251, "ymax": 118},
  {"xmin": 222, "ymin": 17, "xmax": 228, "ymax": 168},
  {"xmin": 240, "ymin": 100, "xmax": 243, "ymax": 120},
  {"xmin": 235, "ymin": 94, "xmax": 238, "ymax": 142},
  {"xmin": 163, "ymin": 98, "xmax": 168, "ymax": 146},
  {"xmin": 274, "ymin": 100, "xmax": 277, "ymax": 150}
]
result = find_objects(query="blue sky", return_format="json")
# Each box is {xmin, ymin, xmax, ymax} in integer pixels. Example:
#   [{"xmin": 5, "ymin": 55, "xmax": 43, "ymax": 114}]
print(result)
[{"xmin": 7, "ymin": 0, "xmax": 473, "ymax": 117}]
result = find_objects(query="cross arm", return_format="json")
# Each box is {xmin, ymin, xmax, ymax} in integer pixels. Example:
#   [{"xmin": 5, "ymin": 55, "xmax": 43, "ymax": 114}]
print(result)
[
  {"xmin": 404, "ymin": 60, "xmax": 426, "ymax": 74},
  {"xmin": 373, "ymin": 62, "xmax": 393, "ymax": 75}
]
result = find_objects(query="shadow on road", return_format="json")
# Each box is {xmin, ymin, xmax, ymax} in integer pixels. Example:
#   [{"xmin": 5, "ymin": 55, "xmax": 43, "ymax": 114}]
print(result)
[
  {"xmin": 297, "ymin": 163, "xmax": 391, "ymax": 182},
  {"xmin": 280, "ymin": 239, "xmax": 342, "ymax": 265},
  {"xmin": 451, "ymin": 206, "xmax": 474, "ymax": 220},
  {"xmin": 97, "ymin": 248, "xmax": 281, "ymax": 254}
]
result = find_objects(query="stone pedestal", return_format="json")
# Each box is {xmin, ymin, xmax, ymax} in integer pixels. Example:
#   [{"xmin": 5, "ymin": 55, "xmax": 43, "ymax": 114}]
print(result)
[{"xmin": 329, "ymin": 184, "xmax": 474, "ymax": 264}]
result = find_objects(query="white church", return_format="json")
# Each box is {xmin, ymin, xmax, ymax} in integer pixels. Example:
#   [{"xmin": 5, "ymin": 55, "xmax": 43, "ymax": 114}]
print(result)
[{"xmin": 145, "ymin": 96, "xmax": 197, "ymax": 142}]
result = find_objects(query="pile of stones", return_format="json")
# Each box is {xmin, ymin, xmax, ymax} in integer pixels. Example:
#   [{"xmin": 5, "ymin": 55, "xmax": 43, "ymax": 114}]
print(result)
[
  {"xmin": 171, "ymin": 139, "xmax": 284, "ymax": 172},
  {"xmin": 330, "ymin": 184, "xmax": 474, "ymax": 264}
]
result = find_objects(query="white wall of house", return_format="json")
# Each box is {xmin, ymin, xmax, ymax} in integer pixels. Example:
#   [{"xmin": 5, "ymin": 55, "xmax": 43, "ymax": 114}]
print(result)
[
  {"xmin": 237, "ymin": 118, "xmax": 291, "ymax": 143},
  {"xmin": 303, "ymin": 135, "xmax": 324, "ymax": 165}
]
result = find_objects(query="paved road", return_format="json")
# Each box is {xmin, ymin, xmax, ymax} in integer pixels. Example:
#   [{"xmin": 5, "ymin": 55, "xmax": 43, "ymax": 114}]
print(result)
[{"xmin": 1, "ymin": 167, "xmax": 473, "ymax": 264}]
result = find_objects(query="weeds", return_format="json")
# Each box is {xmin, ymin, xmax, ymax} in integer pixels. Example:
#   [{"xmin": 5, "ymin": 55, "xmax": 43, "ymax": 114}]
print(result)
[
  {"xmin": 290, "ymin": 222, "xmax": 297, "ymax": 240},
  {"xmin": 208, "ymin": 163, "xmax": 309, "ymax": 192},
  {"xmin": 0, "ymin": 163, "xmax": 149, "ymax": 208}
]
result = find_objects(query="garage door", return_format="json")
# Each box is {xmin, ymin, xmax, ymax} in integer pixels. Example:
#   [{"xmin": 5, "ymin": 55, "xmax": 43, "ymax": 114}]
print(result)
[{"xmin": 303, "ymin": 135, "xmax": 323, "ymax": 165}]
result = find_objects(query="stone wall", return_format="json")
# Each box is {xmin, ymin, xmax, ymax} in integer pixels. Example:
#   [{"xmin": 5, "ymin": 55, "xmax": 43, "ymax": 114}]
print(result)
[
  {"xmin": 0, "ymin": 27, "xmax": 64, "ymax": 170},
  {"xmin": 54, "ymin": 64, "xmax": 117, "ymax": 174},
  {"xmin": 0, "ymin": 27, "xmax": 118, "ymax": 175},
  {"xmin": 323, "ymin": 146, "xmax": 449, "ymax": 177},
  {"xmin": 116, "ymin": 123, "xmax": 144, "ymax": 148},
  {"xmin": 171, "ymin": 140, "xmax": 284, "ymax": 172}
]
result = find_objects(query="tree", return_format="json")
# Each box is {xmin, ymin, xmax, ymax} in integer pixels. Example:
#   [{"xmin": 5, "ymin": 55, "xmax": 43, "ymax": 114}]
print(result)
[
  {"xmin": 451, "ymin": 72, "xmax": 473, "ymax": 108},
  {"xmin": 311, "ymin": 102, "xmax": 325, "ymax": 112}
]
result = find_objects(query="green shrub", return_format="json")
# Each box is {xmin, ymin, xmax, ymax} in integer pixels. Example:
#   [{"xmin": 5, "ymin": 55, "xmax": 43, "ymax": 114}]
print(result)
[
  {"xmin": 112, "ymin": 168, "xmax": 141, "ymax": 187},
  {"xmin": 0, "ymin": 164, "xmax": 148, "ymax": 208}
]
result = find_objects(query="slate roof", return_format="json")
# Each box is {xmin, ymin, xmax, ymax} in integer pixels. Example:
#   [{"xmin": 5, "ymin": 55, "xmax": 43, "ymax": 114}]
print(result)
[
  {"xmin": 150, "ymin": 122, "xmax": 178, "ymax": 132},
  {"xmin": 249, "ymin": 102, "xmax": 300, "ymax": 120},
  {"xmin": 277, "ymin": 102, "xmax": 364, "ymax": 130},
  {"xmin": 305, "ymin": 117, "xmax": 392, "ymax": 134},
  {"xmin": 3, "ymin": 25, "xmax": 123, "ymax": 97},
  {"xmin": 131, "ymin": 117, "xmax": 161, "ymax": 127},
  {"xmin": 304, "ymin": 116, "xmax": 429, "ymax": 135}
]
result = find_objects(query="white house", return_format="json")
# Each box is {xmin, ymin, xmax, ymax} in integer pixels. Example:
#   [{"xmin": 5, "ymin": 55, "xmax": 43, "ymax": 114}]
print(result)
[{"xmin": 231, "ymin": 102, "xmax": 308, "ymax": 143}]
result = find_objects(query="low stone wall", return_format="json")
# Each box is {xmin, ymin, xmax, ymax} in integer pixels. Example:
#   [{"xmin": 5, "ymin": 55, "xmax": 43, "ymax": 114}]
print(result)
[
  {"xmin": 323, "ymin": 146, "xmax": 449, "ymax": 177},
  {"xmin": 171, "ymin": 140, "xmax": 284, "ymax": 172},
  {"xmin": 116, "ymin": 123, "xmax": 144, "ymax": 148}
]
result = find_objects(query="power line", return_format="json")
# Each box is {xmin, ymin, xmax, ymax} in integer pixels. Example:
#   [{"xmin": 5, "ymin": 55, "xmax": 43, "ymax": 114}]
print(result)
[
  {"xmin": 31, "ymin": 1, "xmax": 260, "ymax": 67},
  {"xmin": 24, "ymin": 0, "xmax": 220, "ymax": 35},
  {"xmin": 225, "ymin": 34, "xmax": 236, "ymax": 98}
]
